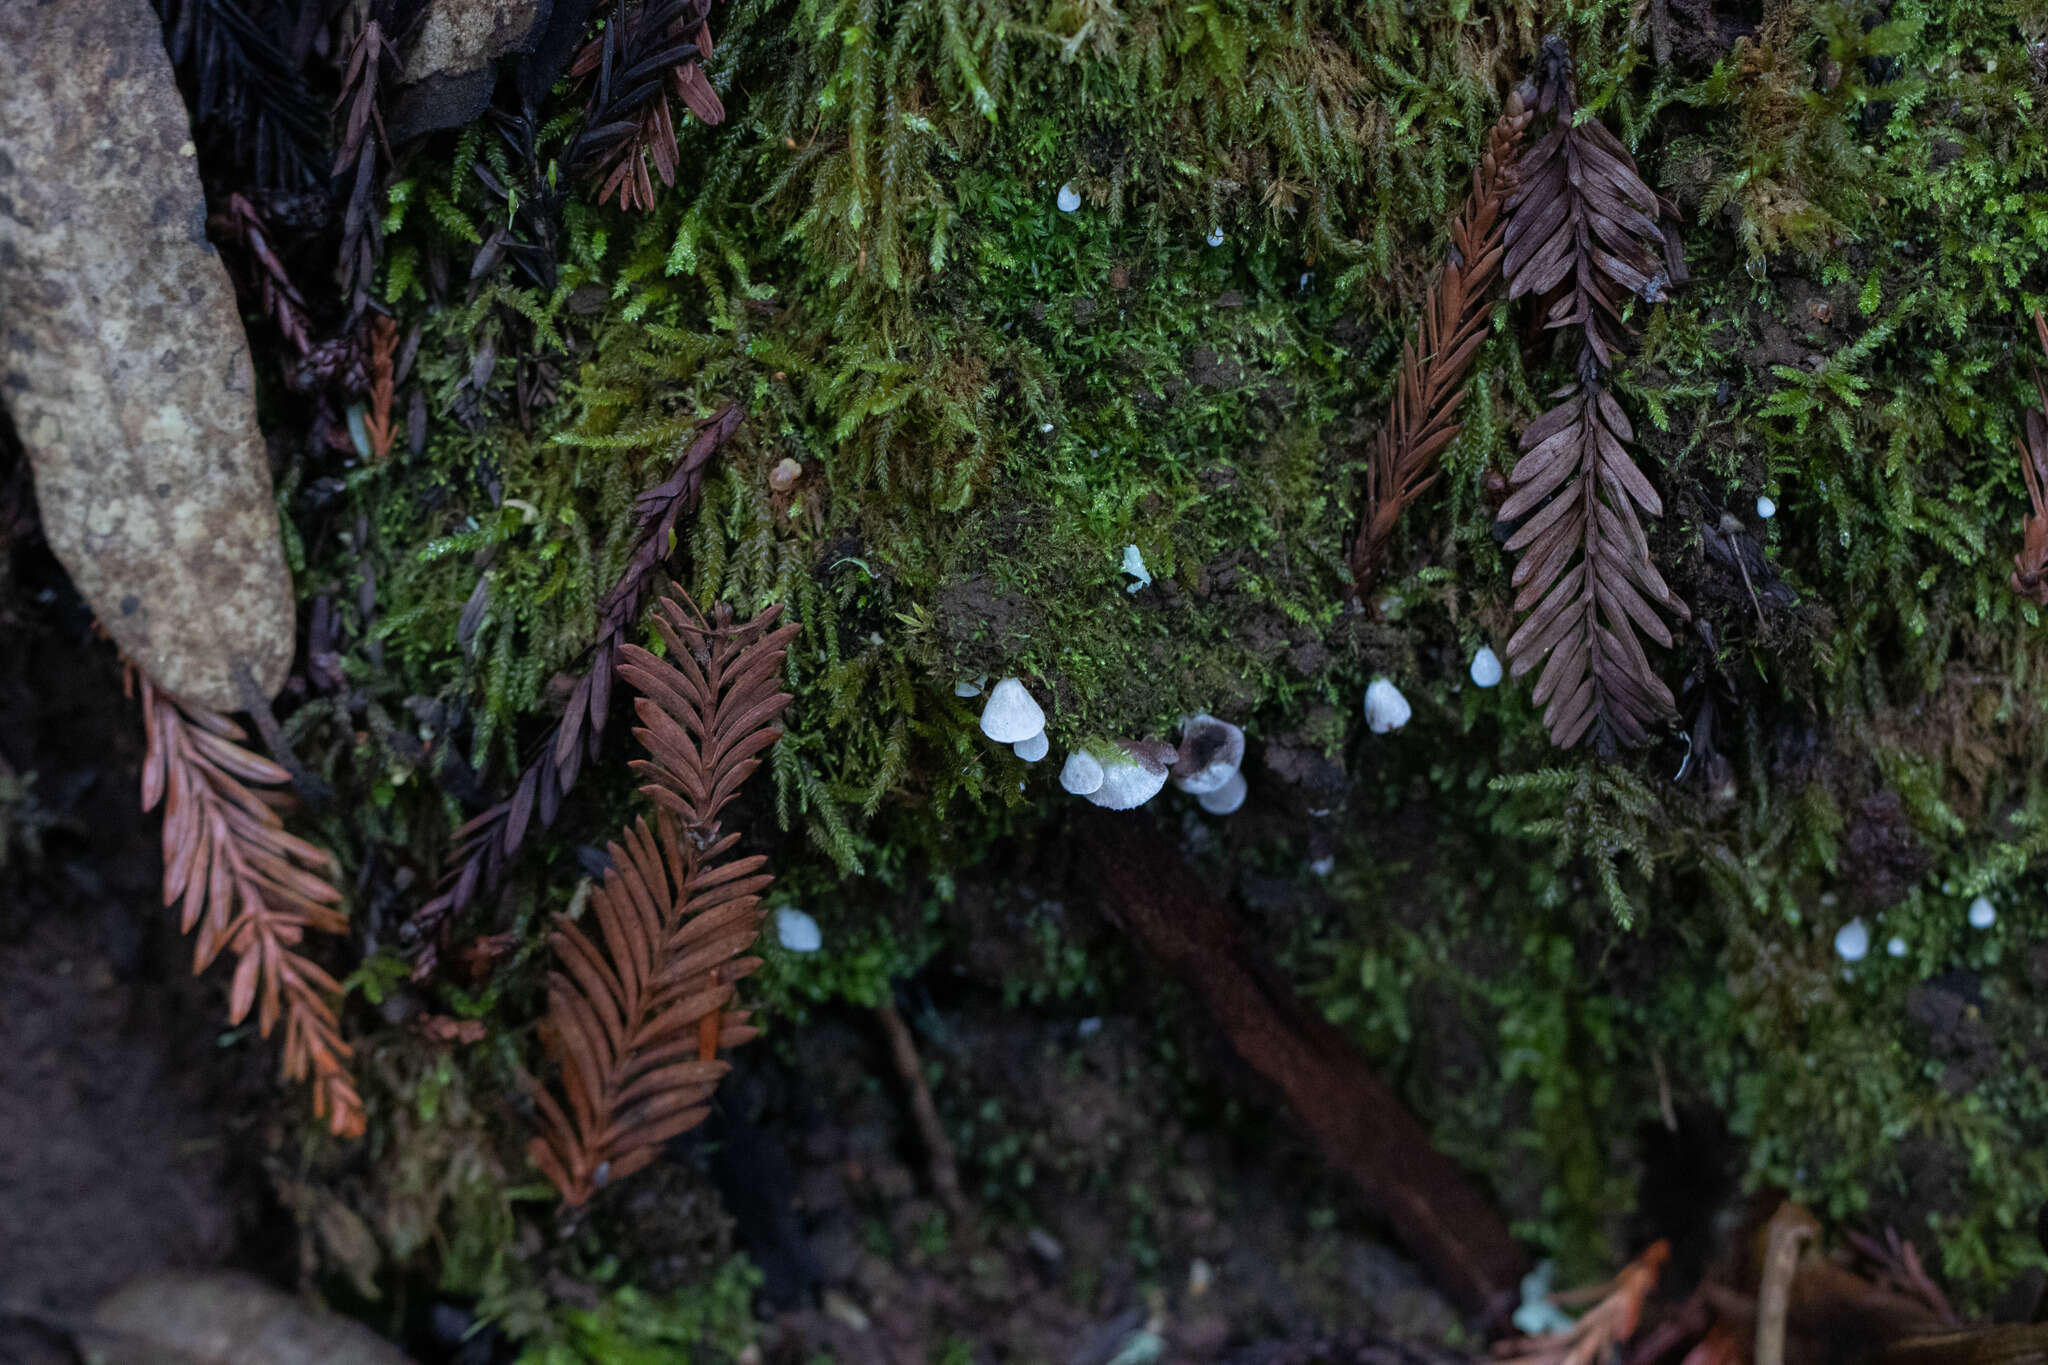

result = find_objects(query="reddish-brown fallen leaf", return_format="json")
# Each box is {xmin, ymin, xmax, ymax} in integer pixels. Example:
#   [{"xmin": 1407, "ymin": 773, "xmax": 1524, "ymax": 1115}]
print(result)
[{"xmin": 137, "ymin": 672, "xmax": 364, "ymax": 1137}]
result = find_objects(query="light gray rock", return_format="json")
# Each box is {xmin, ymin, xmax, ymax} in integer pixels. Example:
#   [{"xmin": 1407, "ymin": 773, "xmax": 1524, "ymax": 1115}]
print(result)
[{"xmin": 0, "ymin": 0, "xmax": 295, "ymax": 710}]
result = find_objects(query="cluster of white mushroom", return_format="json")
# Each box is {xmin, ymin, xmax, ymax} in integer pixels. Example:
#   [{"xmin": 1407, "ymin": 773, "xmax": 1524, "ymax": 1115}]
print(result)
[
  {"xmin": 974, "ymin": 678, "xmax": 1248, "ymax": 815},
  {"xmin": 977, "ymin": 677, "xmax": 1051, "ymax": 762},
  {"xmin": 1832, "ymin": 894, "xmax": 2000, "ymax": 964}
]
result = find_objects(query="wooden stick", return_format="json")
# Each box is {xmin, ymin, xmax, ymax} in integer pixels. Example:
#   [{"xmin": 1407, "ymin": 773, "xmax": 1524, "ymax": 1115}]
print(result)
[
  {"xmin": 1076, "ymin": 809, "xmax": 1526, "ymax": 1318},
  {"xmin": 877, "ymin": 999, "xmax": 969, "ymax": 1221}
]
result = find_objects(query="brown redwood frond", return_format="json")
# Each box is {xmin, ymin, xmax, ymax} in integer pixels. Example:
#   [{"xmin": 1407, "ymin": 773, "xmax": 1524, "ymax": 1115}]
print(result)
[
  {"xmin": 1501, "ymin": 39, "xmax": 1688, "ymax": 751},
  {"xmin": 529, "ymin": 583, "xmax": 796, "ymax": 1205},
  {"xmin": 1351, "ymin": 95, "xmax": 1531, "ymax": 598},
  {"xmin": 362, "ymin": 314, "xmax": 397, "ymax": 461},
  {"xmin": 409, "ymin": 404, "xmax": 742, "ymax": 975},
  {"xmin": 1500, "ymin": 382, "xmax": 1684, "ymax": 749},
  {"xmin": 138, "ymin": 675, "xmax": 365, "ymax": 1137},
  {"xmin": 332, "ymin": 18, "xmax": 400, "ymax": 320},
  {"xmin": 2011, "ymin": 311, "xmax": 2048, "ymax": 606},
  {"xmin": 569, "ymin": 0, "xmax": 726, "ymax": 212}
]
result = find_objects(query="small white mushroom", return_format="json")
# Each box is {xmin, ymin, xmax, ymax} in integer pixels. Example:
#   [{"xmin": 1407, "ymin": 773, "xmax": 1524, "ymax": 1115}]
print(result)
[
  {"xmin": 775, "ymin": 907, "xmax": 822, "ymax": 953},
  {"xmin": 1059, "ymin": 750, "xmax": 1106, "ymax": 796},
  {"xmin": 1057, "ymin": 182, "xmax": 1082, "ymax": 213},
  {"xmin": 979, "ymin": 677, "xmax": 1046, "ymax": 743},
  {"xmin": 1470, "ymin": 646, "xmax": 1503, "ymax": 689},
  {"xmin": 1969, "ymin": 896, "xmax": 1997, "ymax": 929},
  {"xmin": 1122, "ymin": 544, "xmax": 1151, "ymax": 594},
  {"xmin": 1172, "ymin": 713, "xmax": 1244, "ymax": 795},
  {"xmin": 1196, "ymin": 770, "xmax": 1247, "ymax": 815},
  {"xmin": 1363, "ymin": 677, "xmax": 1411, "ymax": 734},
  {"xmin": 1756, "ymin": 495, "xmax": 1778, "ymax": 520},
  {"xmin": 1014, "ymin": 731, "xmax": 1049, "ymax": 763},
  {"xmin": 1084, "ymin": 743, "xmax": 1171, "ymax": 810},
  {"xmin": 1205, "ymin": 226, "xmax": 1224, "ymax": 247},
  {"xmin": 1834, "ymin": 917, "xmax": 1869, "ymax": 962},
  {"xmin": 1886, "ymin": 935, "xmax": 1908, "ymax": 958},
  {"xmin": 954, "ymin": 679, "xmax": 983, "ymax": 698}
]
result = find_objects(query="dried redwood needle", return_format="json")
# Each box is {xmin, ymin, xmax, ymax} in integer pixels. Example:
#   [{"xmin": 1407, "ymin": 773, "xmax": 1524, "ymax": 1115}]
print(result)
[{"xmin": 139, "ymin": 672, "xmax": 365, "ymax": 1137}]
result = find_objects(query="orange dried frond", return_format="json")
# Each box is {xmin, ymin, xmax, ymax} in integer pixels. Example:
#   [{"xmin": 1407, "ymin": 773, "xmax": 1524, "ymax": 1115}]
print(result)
[
  {"xmin": 1352, "ymin": 94, "xmax": 1530, "ymax": 598},
  {"xmin": 362, "ymin": 314, "xmax": 397, "ymax": 461},
  {"xmin": 139, "ymin": 676, "xmax": 365, "ymax": 1138},
  {"xmin": 528, "ymin": 582, "xmax": 795, "ymax": 1204}
]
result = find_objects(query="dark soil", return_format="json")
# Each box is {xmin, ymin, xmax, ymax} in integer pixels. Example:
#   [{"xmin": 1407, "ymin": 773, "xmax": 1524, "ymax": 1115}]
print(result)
[
  {"xmin": 0, "ymin": 522, "xmax": 1465, "ymax": 1363},
  {"xmin": 0, "ymin": 546, "xmax": 291, "ymax": 1361}
]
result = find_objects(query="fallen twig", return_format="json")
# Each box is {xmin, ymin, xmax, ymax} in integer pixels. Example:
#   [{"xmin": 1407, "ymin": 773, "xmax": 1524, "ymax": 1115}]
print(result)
[{"xmin": 1077, "ymin": 809, "xmax": 1526, "ymax": 1317}]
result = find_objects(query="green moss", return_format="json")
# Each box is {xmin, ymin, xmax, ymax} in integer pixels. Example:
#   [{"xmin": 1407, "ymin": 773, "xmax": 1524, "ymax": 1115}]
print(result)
[
  {"xmin": 276, "ymin": 0, "xmax": 2048, "ymax": 1319},
  {"xmin": 517, "ymin": 1259, "xmax": 764, "ymax": 1365}
]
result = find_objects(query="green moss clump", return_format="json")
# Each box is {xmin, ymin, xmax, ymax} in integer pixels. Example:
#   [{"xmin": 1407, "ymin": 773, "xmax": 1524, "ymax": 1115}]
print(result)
[{"xmin": 276, "ymin": 0, "xmax": 2048, "ymax": 1324}]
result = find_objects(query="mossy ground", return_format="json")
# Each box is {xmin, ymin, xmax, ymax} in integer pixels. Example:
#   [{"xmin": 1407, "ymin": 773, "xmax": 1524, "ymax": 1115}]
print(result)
[{"xmin": 207, "ymin": 0, "xmax": 2048, "ymax": 1351}]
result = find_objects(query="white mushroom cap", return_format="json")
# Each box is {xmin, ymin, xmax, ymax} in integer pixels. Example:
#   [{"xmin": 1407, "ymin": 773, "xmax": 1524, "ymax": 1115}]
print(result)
[
  {"xmin": 1196, "ymin": 770, "xmax": 1247, "ymax": 815},
  {"xmin": 1364, "ymin": 677, "xmax": 1412, "ymax": 734},
  {"xmin": 775, "ymin": 907, "xmax": 823, "ymax": 953},
  {"xmin": 1968, "ymin": 896, "xmax": 1997, "ymax": 929},
  {"xmin": 1059, "ymin": 750, "xmax": 1105, "ymax": 796},
  {"xmin": 1470, "ymin": 647, "xmax": 1503, "ymax": 689},
  {"xmin": 1833, "ymin": 917, "xmax": 1869, "ymax": 962},
  {"xmin": 1172, "ymin": 713, "xmax": 1244, "ymax": 795},
  {"xmin": 979, "ymin": 677, "xmax": 1046, "ymax": 743},
  {"xmin": 1122, "ymin": 544, "xmax": 1152, "ymax": 594},
  {"xmin": 1084, "ymin": 744, "xmax": 1170, "ymax": 810},
  {"xmin": 1014, "ymin": 731, "xmax": 1049, "ymax": 762}
]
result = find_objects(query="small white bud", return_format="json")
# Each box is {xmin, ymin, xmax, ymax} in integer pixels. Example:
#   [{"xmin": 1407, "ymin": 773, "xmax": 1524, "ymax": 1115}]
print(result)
[
  {"xmin": 1363, "ymin": 677, "xmax": 1411, "ymax": 734},
  {"xmin": 1886, "ymin": 936, "xmax": 1908, "ymax": 958},
  {"xmin": 1205, "ymin": 227, "xmax": 1224, "ymax": 247},
  {"xmin": 1756, "ymin": 495, "xmax": 1777, "ymax": 520},
  {"xmin": 1969, "ymin": 896, "xmax": 1997, "ymax": 929},
  {"xmin": 1834, "ymin": 917, "xmax": 1869, "ymax": 962},
  {"xmin": 1057, "ymin": 183, "xmax": 1082, "ymax": 213},
  {"xmin": 775, "ymin": 907, "xmax": 823, "ymax": 953},
  {"xmin": 1013, "ymin": 731, "xmax": 1049, "ymax": 763},
  {"xmin": 1470, "ymin": 647, "xmax": 1503, "ymax": 689}
]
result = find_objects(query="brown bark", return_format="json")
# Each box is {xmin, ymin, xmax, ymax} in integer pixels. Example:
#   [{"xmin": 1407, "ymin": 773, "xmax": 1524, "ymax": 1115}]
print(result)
[{"xmin": 1077, "ymin": 809, "xmax": 1526, "ymax": 1319}]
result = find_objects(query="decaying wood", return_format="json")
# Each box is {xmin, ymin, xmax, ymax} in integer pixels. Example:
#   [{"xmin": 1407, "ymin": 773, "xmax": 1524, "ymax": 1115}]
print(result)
[
  {"xmin": 138, "ymin": 675, "xmax": 365, "ymax": 1138},
  {"xmin": 1501, "ymin": 39, "xmax": 1689, "ymax": 750},
  {"xmin": 1754, "ymin": 1206, "xmax": 1815, "ymax": 1365},
  {"xmin": 1077, "ymin": 809, "xmax": 1527, "ymax": 1318},
  {"xmin": 0, "ymin": 0, "xmax": 296, "ymax": 712},
  {"xmin": 529, "ymin": 583, "xmax": 796, "ymax": 1204},
  {"xmin": 1352, "ymin": 95, "xmax": 1531, "ymax": 598}
]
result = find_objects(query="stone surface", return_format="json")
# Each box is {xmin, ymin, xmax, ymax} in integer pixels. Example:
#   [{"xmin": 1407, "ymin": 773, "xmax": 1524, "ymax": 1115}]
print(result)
[
  {"xmin": 0, "ymin": 0, "xmax": 294, "ymax": 710},
  {"xmin": 404, "ymin": 0, "xmax": 547, "ymax": 83}
]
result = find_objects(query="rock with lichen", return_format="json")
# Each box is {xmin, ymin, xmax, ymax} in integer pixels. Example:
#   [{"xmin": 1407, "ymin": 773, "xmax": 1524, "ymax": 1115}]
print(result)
[{"xmin": 0, "ymin": 0, "xmax": 295, "ymax": 711}]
